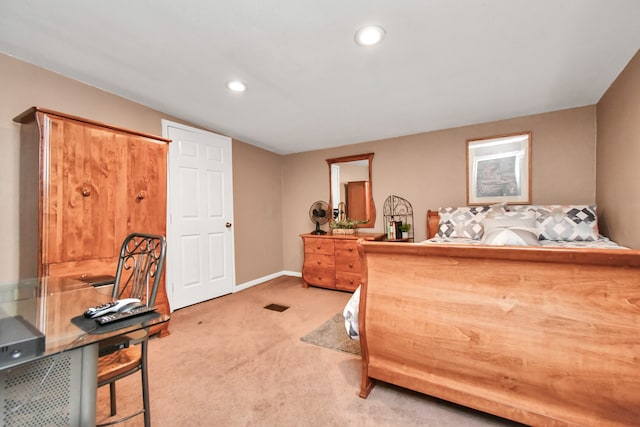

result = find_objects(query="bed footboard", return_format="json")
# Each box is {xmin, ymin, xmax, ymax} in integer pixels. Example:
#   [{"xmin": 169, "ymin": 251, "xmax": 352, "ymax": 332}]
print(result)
[{"xmin": 357, "ymin": 241, "xmax": 640, "ymax": 427}]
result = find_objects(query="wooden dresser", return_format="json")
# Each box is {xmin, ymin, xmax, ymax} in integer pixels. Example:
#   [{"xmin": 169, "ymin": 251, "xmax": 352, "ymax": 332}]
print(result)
[
  {"xmin": 300, "ymin": 232, "xmax": 384, "ymax": 292},
  {"xmin": 14, "ymin": 107, "xmax": 171, "ymax": 336}
]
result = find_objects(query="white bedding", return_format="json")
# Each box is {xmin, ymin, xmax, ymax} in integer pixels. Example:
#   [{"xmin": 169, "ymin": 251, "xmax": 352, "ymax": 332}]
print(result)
[
  {"xmin": 343, "ymin": 236, "xmax": 627, "ymax": 339},
  {"xmin": 422, "ymin": 235, "xmax": 627, "ymax": 249},
  {"xmin": 343, "ymin": 286, "xmax": 360, "ymax": 340}
]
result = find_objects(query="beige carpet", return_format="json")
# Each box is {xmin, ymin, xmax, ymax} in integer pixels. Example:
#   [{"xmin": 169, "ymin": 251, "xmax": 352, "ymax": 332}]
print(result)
[
  {"xmin": 96, "ymin": 275, "xmax": 523, "ymax": 427},
  {"xmin": 301, "ymin": 313, "xmax": 361, "ymax": 355}
]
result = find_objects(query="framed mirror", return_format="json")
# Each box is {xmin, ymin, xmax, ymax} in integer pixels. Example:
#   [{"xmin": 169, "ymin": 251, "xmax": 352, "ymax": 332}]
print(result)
[{"xmin": 326, "ymin": 153, "xmax": 376, "ymax": 228}]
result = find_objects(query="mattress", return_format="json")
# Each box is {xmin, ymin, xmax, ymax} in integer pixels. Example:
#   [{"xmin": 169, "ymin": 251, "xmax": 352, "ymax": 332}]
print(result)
[{"xmin": 421, "ymin": 235, "xmax": 627, "ymax": 249}]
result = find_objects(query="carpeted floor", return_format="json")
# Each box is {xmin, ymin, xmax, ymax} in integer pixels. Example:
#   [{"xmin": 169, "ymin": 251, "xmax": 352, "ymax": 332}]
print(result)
[
  {"xmin": 96, "ymin": 275, "xmax": 524, "ymax": 427},
  {"xmin": 301, "ymin": 313, "xmax": 361, "ymax": 355}
]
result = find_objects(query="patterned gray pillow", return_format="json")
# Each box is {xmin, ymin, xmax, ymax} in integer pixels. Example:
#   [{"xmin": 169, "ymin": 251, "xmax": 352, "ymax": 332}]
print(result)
[
  {"xmin": 510, "ymin": 205, "xmax": 599, "ymax": 241},
  {"xmin": 437, "ymin": 206, "xmax": 499, "ymax": 239}
]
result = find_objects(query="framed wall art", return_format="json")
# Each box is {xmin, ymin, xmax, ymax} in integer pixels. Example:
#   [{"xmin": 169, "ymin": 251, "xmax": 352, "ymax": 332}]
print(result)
[{"xmin": 466, "ymin": 131, "xmax": 531, "ymax": 205}]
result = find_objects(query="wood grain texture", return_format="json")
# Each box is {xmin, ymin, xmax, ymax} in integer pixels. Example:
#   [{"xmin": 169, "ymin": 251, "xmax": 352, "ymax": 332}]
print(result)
[
  {"xmin": 97, "ymin": 345, "xmax": 142, "ymax": 383},
  {"xmin": 358, "ymin": 241, "xmax": 640, "ymax": 427},
  {"xmin": 16, "ymin": 107, "xmax": 171, "ymax": 336},
  {"xmin": 335, "ymin": 239, "xmax": 362, "ymax": 291},
  {"xmin": 346, "ymin": 181, "xmax": 371, "ymax": 223},
  {"xmin": 426, "ymin": 209, "xmax": 440, "ymax": 239},
  {"xmin": 44, "ymin": 118, "xmax": 122, "ymax": 264},
  {"xmin": 301, "ymin": 233, "xmax": 384, "ymax": 291}
]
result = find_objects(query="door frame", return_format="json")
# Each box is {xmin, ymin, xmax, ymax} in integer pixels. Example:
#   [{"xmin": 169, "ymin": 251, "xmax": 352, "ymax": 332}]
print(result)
[{"xmin": 162, "ymin": 120, "xmax": 236, "ymax": 311}]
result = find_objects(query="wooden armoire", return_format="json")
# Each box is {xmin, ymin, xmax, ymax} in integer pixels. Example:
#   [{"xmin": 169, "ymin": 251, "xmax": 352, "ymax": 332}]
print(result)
[
  {"xmin": 346, "ymin": 180, "xmax": 371, "ymax": 222},
  {"xmin": 14, "ymin": 107, "xmax": 171, "ymax": 336}
]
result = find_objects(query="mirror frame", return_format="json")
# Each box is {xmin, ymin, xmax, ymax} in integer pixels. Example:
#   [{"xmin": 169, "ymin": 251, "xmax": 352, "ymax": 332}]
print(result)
[{"xmin": 326, "ymin": 152, "xmax": 376, "ymax": 228}]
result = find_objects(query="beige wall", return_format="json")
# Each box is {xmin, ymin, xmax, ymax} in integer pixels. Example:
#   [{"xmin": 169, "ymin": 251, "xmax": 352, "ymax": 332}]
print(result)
[
  {"xmin": 231, "ymin": 141, "xmax": 283, "ymax": 283},
  {"xmin": 3, "ymin": 50, "xmax": 622, "ymax": 285},
  {"xmin": 282, "ymin": 106, "xmax": 597, "ymax": 272},
  {"xmin": 0, "ymin": 53, "xmax": 284, "ymax": 286},
  {"xmin": 596, "ymin": 49, "xmax": 640, "ymax": 248}
]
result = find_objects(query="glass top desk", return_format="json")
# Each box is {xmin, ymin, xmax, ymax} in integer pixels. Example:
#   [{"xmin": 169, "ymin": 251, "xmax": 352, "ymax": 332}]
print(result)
[{"xmin": 0, "ymin": 276, "xmax": 169, "ymax": 426}]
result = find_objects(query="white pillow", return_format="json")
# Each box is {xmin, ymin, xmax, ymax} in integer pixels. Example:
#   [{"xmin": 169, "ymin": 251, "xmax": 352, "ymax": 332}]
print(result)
[
  {"xmin": 483, "ymin": 211, "xmax": 536, "ymax": 231},
  {"xmin": 482, "ymin": 228, "xmax": 540, "ymax": 246},
  {"xmin": 482, "ymin": 211, "xmax": 539, "ymax": 246}
]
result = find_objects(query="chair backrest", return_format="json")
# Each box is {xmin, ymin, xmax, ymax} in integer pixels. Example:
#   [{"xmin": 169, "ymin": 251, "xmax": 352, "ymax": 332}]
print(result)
[{"xmin": 112, "ymin": 233, "xmax": 167, "ymax": 307}]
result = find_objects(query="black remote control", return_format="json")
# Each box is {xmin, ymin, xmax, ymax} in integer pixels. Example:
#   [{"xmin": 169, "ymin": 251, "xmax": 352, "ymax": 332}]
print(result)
[{"xmin": 95, "ymin": 305, "xmax": 157, "ymax": 325}]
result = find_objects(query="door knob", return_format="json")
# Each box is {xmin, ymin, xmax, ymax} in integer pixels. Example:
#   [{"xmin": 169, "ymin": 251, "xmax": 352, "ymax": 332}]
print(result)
[{"xmin": 226, "ymin": 222, "xmax": 232, "ymax": 228}]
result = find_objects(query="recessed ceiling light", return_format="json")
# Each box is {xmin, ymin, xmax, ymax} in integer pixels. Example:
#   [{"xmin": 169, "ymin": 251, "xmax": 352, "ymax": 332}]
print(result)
[
  {"xmin": 354, "ymin": 25, "xmax": 386, "ymax": 46},
  {"xmin": 226, "ymin": 80, "xmax": 247, "ymax": 92}
]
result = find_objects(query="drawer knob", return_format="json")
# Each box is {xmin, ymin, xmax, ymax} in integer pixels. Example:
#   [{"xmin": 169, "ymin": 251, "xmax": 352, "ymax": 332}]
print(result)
[
  {"xmin": 349, "ymin": 279, "xmax": 354, "ymax": 284},
  {"xmin": 137, "ymin": 191, "xmax": 146, "ymax": 200},
  {"xmin": 349, "ymin": 263, "xmax": 354, "ymax": 268},
  {"xmin": 317, "ymin": 260, "xmax": 321, "ymax": 265},
  {"xmin": 81, "ymin": 187, "xmax": 91, "ymax": 197},
  {"xmin": 348, "ymin": 247, "xmax": 354, "ymax": 252}
]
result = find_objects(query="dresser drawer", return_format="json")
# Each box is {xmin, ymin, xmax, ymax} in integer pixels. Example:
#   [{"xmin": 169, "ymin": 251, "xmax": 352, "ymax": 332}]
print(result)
[
  {"xmin": 304, "ymin": 269, "xmax": 336, "ymax": 288},
  {"xmin": 334, "ymin": 240, "xmax": 359, "ymax": 258},
  {"xmin": 335, "ymin": 255, "xmax": 361, "ymax": 274},
  {"xmin": 304, "ymin": 253, "xmax": 335, "ymax": 269},
  {"xmin": 335, "ymin": 273, "xmax": 360, "ymax": 292},
  {"xmin": 303, "ymin": 254, "xmax": 336, "ymax": 288},
  {"xmin": 303, "ymin": 238, "xmax": 334, "ymax": 255},
  {"xmin": 47, "ymin": 258, "xmax": 118, "ymax": 280}
]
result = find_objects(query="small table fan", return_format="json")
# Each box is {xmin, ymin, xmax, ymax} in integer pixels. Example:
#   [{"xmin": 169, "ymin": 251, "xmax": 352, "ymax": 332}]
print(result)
[{"xmin": 309, "ymin": 200, "xmax": 330, "ymax": 235}]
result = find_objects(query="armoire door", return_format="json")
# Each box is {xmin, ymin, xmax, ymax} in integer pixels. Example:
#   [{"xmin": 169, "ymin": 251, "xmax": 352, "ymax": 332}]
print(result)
[
  {"xmin": 125, "ymin": 135, "xmax": 168, "ymax": 235},
  {"xmin": 43, "ymin": 116, "xmax": 123, "ymax": 267},
  {"xmin": 124, "ymin": 134, "xmax": 170, "ymax": 325}
]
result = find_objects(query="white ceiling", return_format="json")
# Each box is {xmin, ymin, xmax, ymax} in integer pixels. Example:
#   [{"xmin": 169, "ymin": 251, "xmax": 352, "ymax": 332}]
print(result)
[{"xmin": 1, "ymin": 1, "xmax": 639, "ymax": 154}]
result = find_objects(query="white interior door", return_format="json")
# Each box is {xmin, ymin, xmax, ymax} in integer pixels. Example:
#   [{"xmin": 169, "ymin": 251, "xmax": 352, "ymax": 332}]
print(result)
[{"xmin": 163, "ymin": 120, "xmax": 235, "ymax": 310}]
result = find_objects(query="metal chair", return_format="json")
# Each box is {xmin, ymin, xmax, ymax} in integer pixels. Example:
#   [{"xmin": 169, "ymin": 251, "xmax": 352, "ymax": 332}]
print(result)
[{"xmin": 96, "ymin": 233, "xmax": 167, "ymax": 427}]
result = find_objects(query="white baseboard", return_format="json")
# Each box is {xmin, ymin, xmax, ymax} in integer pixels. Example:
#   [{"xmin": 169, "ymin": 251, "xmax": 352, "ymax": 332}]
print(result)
[{"xmin": 234, "ymin": 270, "xmax": 301, "ymax": 292}]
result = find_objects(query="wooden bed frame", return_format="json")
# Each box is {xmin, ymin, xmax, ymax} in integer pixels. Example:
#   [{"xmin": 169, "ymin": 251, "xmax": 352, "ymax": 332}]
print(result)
[{"xmin": 356, "ymin": 211, "xmax": 640, "ymax": 426}]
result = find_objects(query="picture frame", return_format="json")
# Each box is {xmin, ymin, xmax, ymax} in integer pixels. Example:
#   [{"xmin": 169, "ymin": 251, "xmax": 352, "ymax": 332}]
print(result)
[{"xmin": 466, "ymin": 131, "xmax": 531, "ymax": 205}]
